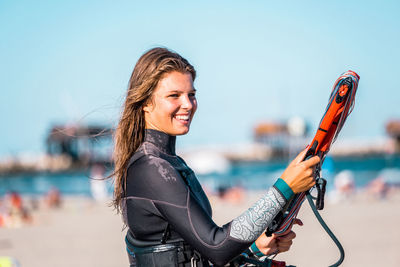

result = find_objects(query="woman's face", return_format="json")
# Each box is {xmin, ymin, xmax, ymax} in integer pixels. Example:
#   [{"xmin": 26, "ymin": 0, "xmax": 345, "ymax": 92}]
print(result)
[{"xmin": 143, "ymin": 71, "xmax": 197, "ymax": 136}]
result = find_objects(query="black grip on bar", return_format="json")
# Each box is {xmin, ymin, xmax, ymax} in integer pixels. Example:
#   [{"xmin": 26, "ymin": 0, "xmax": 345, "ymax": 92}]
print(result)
[
  {"xmin": 316, "ymin": 178, "xmax": 327, "ymax": 210},
  {"xmin": 305, "ymin": 140, "xmax": 318, "ymax": 160}
]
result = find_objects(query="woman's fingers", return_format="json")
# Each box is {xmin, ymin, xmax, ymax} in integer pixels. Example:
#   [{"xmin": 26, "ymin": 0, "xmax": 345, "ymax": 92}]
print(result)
[
  {"xmin": 281, "ymin": 150, "xmax": 320, "ymax": 193},
  {"xmin": 293, "ymin": 218, "xmax": 303, "ymax": 226},
  {"xmin": 255, "ymin": 232, "xmax": 278, "ymax": 255},
  {"xmin": 305, "ymin": 168, "xmax": 313, "ymax": 177},
  {"xmin": 277, "ymin": 240, "xmax": 293, "ymax": 252},
  {"xmin": 293, "ymin": 148, "xmax": 308, "ymax": 165},
  {"xmin": 275, "ymin": 230, "xmax": 297, "ymax": 253},
  {"xmin": 265, "ymin": 242, "xmax": 278, "ymax": 254},
  {"xmin": 277, "ymin": 230, "xmax": 296, "ymax": 241},
  {"xmin": 303, "ymin": 155, "xmax": 320, "ymax": 168}
]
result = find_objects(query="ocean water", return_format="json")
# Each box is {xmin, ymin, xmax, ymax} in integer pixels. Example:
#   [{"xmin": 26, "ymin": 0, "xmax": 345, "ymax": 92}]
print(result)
[
  {"xmin": 0, "ymin": 155, "xmax": 399, "ymax": 197},
  {"xmin": 201, "ymin": 154, "xmax": 400, "ymax": 191}
]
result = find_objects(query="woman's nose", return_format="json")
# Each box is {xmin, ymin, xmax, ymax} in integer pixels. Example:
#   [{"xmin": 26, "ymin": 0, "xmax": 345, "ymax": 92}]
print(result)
[{"xmin": 180, "ymin": 95, "xmax": 194, "ymax": 109}]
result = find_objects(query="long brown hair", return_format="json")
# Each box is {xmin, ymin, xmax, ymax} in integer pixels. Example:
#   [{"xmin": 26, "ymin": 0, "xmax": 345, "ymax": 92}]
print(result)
[{"xmin": 113, "ymin": 47, "xmax": 196, "ymax": 212}]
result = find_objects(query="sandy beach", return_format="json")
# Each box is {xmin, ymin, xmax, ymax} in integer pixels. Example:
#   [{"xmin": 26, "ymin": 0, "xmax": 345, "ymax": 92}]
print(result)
[{"xmin": 1, "ymin": 191, "xmax": 399, "ymax": 267}]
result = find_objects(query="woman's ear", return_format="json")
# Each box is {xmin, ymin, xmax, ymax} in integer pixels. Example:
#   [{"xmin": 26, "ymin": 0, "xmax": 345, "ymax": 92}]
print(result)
[{"xmin": 142, "ymin": 102, "xmax": 153, "ymax": 113}]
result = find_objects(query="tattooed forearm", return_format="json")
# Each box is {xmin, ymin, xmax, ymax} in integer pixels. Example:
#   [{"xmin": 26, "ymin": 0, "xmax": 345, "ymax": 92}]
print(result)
[{"xmin": 229, "ymin": 188, "xmax": 286, "ymax": 241}]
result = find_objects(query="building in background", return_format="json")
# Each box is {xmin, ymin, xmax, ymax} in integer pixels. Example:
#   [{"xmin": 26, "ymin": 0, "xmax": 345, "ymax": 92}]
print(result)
[
  {"xmin": 46, "ymin": 124, "xmax": 113, "ymax": 167},
  {"xmin": 253, "ymin": 117, "xmax": 308, "ymax": 160},
  {"xmin": 386, "ymin": 120, "xmax": 400, "ymax": 153}
]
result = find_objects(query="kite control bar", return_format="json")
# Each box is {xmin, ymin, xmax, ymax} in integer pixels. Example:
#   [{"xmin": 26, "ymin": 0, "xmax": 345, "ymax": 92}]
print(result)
[{"xmin": 266, "ymin": 70, "xmax": 360, "ymax": 267}]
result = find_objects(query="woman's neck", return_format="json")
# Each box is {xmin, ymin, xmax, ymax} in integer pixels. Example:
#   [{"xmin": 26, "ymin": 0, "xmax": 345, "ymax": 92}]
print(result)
[{"xmin": 144, "ymin": 129, "xmax": 176, "ymax": 155}]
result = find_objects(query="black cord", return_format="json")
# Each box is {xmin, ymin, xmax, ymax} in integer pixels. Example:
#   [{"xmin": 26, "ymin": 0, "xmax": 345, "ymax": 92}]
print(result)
[{"xmin": 305, "ymin": 191, "xmax": 345, "ymax": 267}]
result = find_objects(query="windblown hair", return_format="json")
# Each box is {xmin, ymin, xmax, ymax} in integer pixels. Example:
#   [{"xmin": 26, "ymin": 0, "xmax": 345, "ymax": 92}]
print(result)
[{"xmin": 113, "ymin": 47, "xmax": 196, "ymax": 212}]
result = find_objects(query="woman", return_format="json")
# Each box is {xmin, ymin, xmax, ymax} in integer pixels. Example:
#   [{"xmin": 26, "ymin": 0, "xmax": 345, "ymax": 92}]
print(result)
[{"xmin": 113, "ymin": 47, "xmax": 320, "ymax": 266}]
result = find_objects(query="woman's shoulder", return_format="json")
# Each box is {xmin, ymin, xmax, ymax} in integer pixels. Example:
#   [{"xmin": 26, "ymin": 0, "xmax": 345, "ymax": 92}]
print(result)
[
  {"xmin": 127, "ymin": 153, "xmax": 180, "ymax": 183},
  {"xmin": 126, "ymin": 153, "xmax": 188, "ymax": 200},
  {"xmin": 128, "ymin": 142, "xmax": 162, "ymax": 166}
]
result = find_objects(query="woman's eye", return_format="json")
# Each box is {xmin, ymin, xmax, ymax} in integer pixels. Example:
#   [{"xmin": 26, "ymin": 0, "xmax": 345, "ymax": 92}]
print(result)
[
  {"xmin": 169, "ymin": 94, "xmax": 179, "ymax": 98},
  {"xmin": 189, "ymin": 93, "xmax": 196, "ymax": 97}
]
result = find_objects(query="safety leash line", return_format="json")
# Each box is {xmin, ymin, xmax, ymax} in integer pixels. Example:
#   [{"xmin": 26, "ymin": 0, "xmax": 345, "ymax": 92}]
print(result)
[{"xmin": 305, "ymin": 192, "xmax": 345, "ymax": 267}]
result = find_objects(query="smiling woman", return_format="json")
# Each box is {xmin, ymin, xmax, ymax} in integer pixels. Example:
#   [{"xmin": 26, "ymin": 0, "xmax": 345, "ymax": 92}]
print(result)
[
  {"xmin": 143, "ymin": 71, "xmax": 197, "ymax": 136},
  {"xmin": 112, "ymin": 47, "xmax": 320, "ymax": 267}
]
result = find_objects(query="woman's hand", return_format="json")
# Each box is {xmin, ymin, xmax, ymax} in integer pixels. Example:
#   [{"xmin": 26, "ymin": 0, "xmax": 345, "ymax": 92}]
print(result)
[
  {"xmin": 281, "ymin": 148, "xmax": 320, "ymax": 194},
  {"xmin": 255, "ymin": 219, "xmax": 303, "ymax": 255}
]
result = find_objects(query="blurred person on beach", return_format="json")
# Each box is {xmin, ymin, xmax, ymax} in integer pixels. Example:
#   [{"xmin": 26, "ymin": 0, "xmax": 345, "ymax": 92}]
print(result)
[
  {"xmin": 366, "ymin": 176, "xmax": 389, "ymax": 199},
  {"xmin": 112, "ymin": 47, "xmax": 320, "ymax": 266},
  {"xmin": 1, "ymin": 191, "xmax": 32, "ymax": 228},
  {"xmin": 90, "ymin": 164, "xmax": 109, "ymax": 202},
  {"xmin": 0, "ymin": 197, "xmax": 6, "ymax": 227},
  {"xmin": 329, "ymin": 170, "xmax": 356, "ymax": 203},
  {"xmin": 217, "ymin": 184, "xmax": 245, "ymax": 204},
  {"xmin": 45, "ymin": 187, "xmax": 62, "ymax": 209}
]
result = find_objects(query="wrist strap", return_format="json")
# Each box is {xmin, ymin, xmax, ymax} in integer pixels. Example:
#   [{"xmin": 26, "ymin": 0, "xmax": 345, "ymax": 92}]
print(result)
[{"xmin": 250, "ymin": 242, "xmax": 265, "ymax": 258}]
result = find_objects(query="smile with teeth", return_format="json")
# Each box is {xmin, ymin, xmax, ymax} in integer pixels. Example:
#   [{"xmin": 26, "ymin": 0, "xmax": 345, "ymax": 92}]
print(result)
[{"xmin": 174, "ymin": 114, "xmax": 190, "ymax": 123}]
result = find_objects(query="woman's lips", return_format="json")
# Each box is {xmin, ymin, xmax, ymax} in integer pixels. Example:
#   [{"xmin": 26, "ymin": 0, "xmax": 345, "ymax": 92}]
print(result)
[{"xmin": 174, "ymin": 114, "xmax": 190, "ymax": 124}]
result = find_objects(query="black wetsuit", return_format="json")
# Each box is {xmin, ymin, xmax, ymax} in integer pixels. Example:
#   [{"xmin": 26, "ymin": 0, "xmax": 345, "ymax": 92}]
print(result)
[{"xmin": 123, "ymin": 129, "xmax": 294, "ymax": 266}]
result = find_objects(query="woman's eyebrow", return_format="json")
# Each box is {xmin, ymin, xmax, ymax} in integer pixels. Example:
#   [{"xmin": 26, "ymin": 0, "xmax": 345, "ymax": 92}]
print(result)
[{"xmin": 167, "ymin": 88, "xmax": 197, "ymax": 93}]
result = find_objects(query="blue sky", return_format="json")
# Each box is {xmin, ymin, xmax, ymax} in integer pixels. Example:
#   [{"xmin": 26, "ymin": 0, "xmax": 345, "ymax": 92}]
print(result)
[{"xmin": 1, "ymin": 0, "xmax": 399, "ymax": 156}]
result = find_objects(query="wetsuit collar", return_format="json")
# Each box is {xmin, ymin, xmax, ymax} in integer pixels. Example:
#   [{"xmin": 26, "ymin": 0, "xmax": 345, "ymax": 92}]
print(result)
[{"xmin": 144, "ymin": 129, "xmax": 176, "ymax": 155}]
